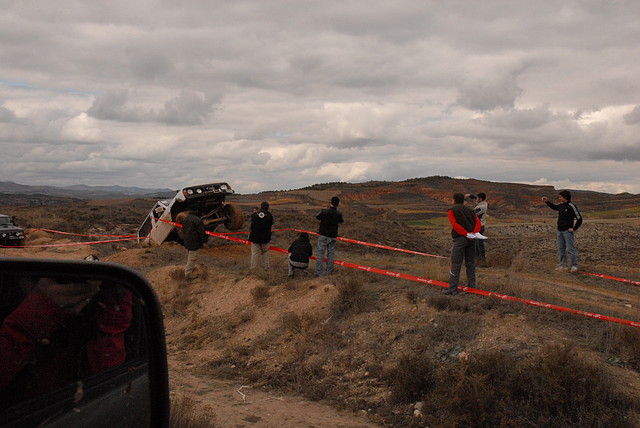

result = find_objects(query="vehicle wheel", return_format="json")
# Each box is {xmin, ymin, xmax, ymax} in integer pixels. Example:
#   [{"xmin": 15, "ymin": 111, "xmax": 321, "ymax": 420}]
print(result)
[{"xmin": 223, "ymin": 203, "xmax": 244, "ymax": 231}]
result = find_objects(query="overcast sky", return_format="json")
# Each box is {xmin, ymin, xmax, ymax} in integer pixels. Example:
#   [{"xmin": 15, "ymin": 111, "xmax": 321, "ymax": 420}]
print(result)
[{"xmin": 1, "ymin": 1, "xmax": 639, "ymax": 194}]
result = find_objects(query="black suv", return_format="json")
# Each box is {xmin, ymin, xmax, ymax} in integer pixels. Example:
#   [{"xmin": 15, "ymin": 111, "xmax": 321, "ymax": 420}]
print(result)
[{"xmin": 0, "ymin": 215, "xmax": 25, "ymax": 246}]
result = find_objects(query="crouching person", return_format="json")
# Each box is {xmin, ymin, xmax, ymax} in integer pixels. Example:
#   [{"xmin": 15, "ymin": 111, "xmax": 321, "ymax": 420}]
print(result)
[{"xmin": 287, "ymin": 232, "xmax": 313, "ymax": 278}]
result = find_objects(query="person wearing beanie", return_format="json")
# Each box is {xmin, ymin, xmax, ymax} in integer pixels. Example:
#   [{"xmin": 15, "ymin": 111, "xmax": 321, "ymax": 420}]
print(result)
[
  {"xmin": 287, "ymin": 232, "xmax": 313, "ymax": 277},
  {"xmin": 249, "ymin": 201, "xmax": 274, "ymax": 270}
]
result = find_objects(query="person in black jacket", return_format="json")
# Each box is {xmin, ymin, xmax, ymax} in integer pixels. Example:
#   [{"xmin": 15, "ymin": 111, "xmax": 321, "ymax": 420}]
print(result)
[
  {"xmin": 315, "ymin": 196, "xmax": 344, "ymax": 276},
  {"xmin": 287, "ymin": 232, "xmax": 313, "ymax": 277},
  {"xmin": 249, "ymin": 201, "xmax": 274, "ymax": 270},
  {"xmin": 542, "ymin": 190, "xmax": 582, "ymax": 272},
  {"xmin": 179, "ymin": 205, "xmax": 209, "ymax": 279}
]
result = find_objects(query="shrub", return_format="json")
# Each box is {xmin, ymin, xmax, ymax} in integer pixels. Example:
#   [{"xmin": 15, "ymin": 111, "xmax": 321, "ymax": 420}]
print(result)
[
  {"xmin": 250, "ymin": 285, "xmax": 270, "ymax": 303},
  {"xmin": 597, "ymin": 324, "xmax": 640, "ymax": 371},
  {"xmin": 330, "ymin": 272, "xmax": 375, "ymax": 316},
  {"xmin": 385, "ymin": 353, "xmax": 436, "ymax": 404},
  {"xmin": 170, "ymin": 392, "xmax": 216, "ymax": 428},
  {"xmin": 419, "ymin": 343, "xmax": 634, "ymax": 427}
]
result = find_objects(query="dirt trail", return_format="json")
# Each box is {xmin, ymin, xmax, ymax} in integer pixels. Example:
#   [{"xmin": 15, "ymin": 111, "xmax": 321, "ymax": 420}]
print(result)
[
  {"xmin": 168, "ymin": 367, "xmax": 380, "ymax": 428},
  {"xmin": 4, "ymin": 238, "xmax": 383, "ymax": 427}
]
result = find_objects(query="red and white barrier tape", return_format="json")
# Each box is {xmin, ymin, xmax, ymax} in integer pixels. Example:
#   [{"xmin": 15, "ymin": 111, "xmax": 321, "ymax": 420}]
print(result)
[
  {"xmin": 581, "ymin": 272, "xmax": 640, "ymax": 287},
  {"xmin": 0, "ymin": 237, "xmax": 138, "ymax": 248},
  {"xmin": 158, "ymin": 220, "xmax": 638, "ymax": 329},
  {"xmin": 289, "ymin": 228, "xmax": 447, "ymax": 259},
  {"xmin": 8, "ymin": 219, "xmax": 638, "ymax": 328},
  {"xmin": 29, "ymin": 228, "xmax": 137, "ymax": 238},
  {"xmin": 221, "ymin": 227, "xmax": 447, "ymax": 259}
]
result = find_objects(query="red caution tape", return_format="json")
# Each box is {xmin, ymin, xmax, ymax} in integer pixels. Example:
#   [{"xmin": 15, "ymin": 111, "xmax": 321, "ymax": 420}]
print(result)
[
  {"xmin": 289, "ymin": 228, "xmax": 447, "ymax": 259},
  {"xmin": 218, "ymin": 227, "xmax": 447, "ymax": 259},
  {"xmin": 581, "ymin": 272, "xmax": 640, "ymax": 287},
  {"xmin": 155, "ymin": 218, "xmax": 640, "ymax": 328},
  {"xmin": 1, "ymin": 237, "xmax": 138, "ymax": 249},
  {"xmin": 29, "ymin": 228, "xmax": 137, "ymax": 238}
]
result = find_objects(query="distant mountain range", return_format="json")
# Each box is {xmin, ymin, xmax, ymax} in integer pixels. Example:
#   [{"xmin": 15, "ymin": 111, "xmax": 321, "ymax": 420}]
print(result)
[
  {"xmin": 1, "ymin": 177, "xmax": 639, "ymax": 217},
  {"xmin": 0, "ymin": 181, "xmax": 175, "ymax": 205}
]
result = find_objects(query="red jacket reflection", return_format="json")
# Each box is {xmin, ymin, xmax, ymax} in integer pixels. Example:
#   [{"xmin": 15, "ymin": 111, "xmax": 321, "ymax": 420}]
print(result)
[{"xmin": 0, "ymin": 287, "xmax": 132, "ymax": 407}]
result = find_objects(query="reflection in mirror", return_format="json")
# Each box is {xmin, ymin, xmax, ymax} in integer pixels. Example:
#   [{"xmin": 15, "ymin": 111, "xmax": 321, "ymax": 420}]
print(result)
[{"xmin": 0, "ymin": 270, "xmax": 149, "ymax": 425}]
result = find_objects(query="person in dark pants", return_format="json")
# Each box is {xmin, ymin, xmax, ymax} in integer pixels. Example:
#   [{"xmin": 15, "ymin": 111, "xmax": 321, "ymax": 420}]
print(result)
[
  {"xmin": 315, "ymin": 196, "xmax": 344, "ymax": 276},
  {"xmin": 542, "ymin": 190, "xmax": 582, "ymax": 272},
  {"xmin": 249, "ymin": 201, "xmax": 274, "ymax": 270},
  {"xmin": 287, "ymin": 232, "xmax": 313, "ymax": 277},
  {"xmin": 179, "ymin": 205, "xmax": 209, "ymax": 279},
  {"xmin": 444, "ymin": 193, "xmax": 481, "ymax": 295}
]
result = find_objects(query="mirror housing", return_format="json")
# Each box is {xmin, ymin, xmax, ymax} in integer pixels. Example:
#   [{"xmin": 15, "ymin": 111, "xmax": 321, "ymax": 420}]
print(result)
[{"xmin": 0, "ymin": 258, "xmax": 169, "ymax": 428}]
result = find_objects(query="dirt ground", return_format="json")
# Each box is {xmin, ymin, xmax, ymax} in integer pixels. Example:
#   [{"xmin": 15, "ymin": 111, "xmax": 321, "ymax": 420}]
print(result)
[{"xmin": 3, "ymin": 217, "xmax": 640, "ymax": 427}]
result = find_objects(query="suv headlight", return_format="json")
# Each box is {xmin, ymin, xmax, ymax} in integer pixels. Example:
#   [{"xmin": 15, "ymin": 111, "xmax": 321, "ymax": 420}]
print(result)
[
  {"xmin": 186, "ymin": 189, "xmax": 194, "ymax": 195},
  {"xmin": 196, "ymin": 188, "xmax": 203, "ymax": 194}
]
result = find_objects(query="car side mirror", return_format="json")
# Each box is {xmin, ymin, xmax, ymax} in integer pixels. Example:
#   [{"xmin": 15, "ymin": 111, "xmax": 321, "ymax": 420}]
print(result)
[{"xmin": 0, "ymin": 258, "xmax": 169, "ymax": 428}]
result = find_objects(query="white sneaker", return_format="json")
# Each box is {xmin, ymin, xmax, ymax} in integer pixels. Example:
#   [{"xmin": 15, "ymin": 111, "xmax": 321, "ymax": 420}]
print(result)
[
  {"xmin": 555, "ymin": 266, "xmax": 568, "ymax": 271},
  {"xmin": 570, "ymin": 266, "xmax": 578, "ymax": 272}
]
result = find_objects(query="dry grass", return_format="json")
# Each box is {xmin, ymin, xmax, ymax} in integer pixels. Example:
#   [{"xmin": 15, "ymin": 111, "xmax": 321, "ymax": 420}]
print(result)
[
  {"xmin": 330, "ymin": 271, "xmax": 376, "ymax": 316},
  {"xmin": 251, "ymin": 263, "xmax": 288, "ymax": 286},
  {"xmin": 597, "ymin": 323, "xmax": 640, "ymax": 371},
  {"xmin": 385, "ymin": 353, "xmax": 436, "ymax": 404},
  {"xmin": 170, "ymin": 392, "xmax": 216, "ymax": 428},
  {"xmin": 250, "ymin": 284, "xmax": 270, "ymax": 303},
  {"xmin": 411, "ymin": 343, "xmax": 634, "ymax": 428}
]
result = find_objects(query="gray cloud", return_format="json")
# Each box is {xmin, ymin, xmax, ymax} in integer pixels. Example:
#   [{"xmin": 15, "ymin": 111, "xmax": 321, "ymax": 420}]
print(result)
[
  {"xmin": 1, "ymin": 1, "xmax": 640, "ymax": 194},
  {"xmin": 88, "ymin": 90, "xmax": 220, "ymax": 125},
  {"xmin": 623, "ymin": 105, "xmax": 640, "ymax": 125},
  {"xmin": 456, "ymin": 72, "xmax": 523, "ymax": 111},
  {"xmin": 588, "ymin": 144, "xmax": 640, "ymax": 162},
  {"xmin": 0, "ymin": 106, "xmax": 16, "ymax": 122}
]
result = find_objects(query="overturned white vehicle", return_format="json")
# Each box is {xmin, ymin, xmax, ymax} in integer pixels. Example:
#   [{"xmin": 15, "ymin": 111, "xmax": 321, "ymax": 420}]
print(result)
[{"xmin": 137, "ymin": 182, "xmax": 244, "ymax": 245}]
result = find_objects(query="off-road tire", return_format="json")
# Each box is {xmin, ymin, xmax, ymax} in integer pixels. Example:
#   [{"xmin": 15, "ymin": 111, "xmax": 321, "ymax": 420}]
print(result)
[{"xmin": 223, "ymin": 203, "xmax": 244, "ymax": 231}]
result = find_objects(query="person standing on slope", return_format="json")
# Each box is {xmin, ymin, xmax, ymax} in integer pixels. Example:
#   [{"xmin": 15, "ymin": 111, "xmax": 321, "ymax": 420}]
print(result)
[
  {"xmin": 179, "ymin": 205, "xmax": 209, "ymax": 279},
  {"xmin": 542, "ymin": 190, "xmax": 582, "ymax": 272},
  {"xmin": 444, "ymin": 193, "xmax": 482, "ymax": 295},
  {"xmin": 315, "ymin": 196, "xmax": 344, "ymax": 276},
  {"xmin": 249, "ymin": 201, "xmax": 274, "ymax": 270}
]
